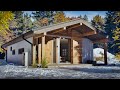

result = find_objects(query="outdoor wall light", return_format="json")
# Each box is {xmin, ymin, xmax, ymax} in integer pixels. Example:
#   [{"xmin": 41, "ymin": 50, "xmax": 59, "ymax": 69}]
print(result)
[
  {"xmin": 64, "ymin": 27, "xmax": 66, "ymax": 30},
  {"xmin": 80, "ymin": 23, "xmax": 82, "ymax": 25}
]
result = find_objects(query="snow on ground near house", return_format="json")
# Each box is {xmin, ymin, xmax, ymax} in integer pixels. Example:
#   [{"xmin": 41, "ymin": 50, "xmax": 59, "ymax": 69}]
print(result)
[
  {"xmin": 1, "ymin": 61, "xmax": 120, "ymax": 79},
  {"xmin": 93, "ymin": 48, "xmax": 120, "ymax": 64},
  {"xmin": 1, "ymin": 49, "xmax": 120, "ymax": 79}
]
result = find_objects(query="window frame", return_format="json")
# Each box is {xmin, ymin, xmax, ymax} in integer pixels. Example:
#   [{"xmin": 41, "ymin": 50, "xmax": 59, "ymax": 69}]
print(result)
[
  {"xmin": 18, "ymin": 48, "xmax": 24, "ymax": 54},
  {"xmin": 10, "ymin": 47, "xmax": 12, "ymax": 51},
  {"xmin": 12, "ymin": 50, "xmax": 15, "ymax": 55}
]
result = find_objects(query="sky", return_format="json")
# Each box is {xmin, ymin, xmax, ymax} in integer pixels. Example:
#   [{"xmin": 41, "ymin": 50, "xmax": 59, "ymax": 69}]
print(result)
[
  {"xmin": 24, "ymin": 11, "xmax": 107, "ymax": 21},
  {"xmin": 64, "ymin": 11, "xmax": 106, "ymax": 21}
]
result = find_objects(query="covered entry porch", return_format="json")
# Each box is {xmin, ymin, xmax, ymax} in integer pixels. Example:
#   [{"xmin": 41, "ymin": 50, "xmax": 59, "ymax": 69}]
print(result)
[{"xmin": 32, "ymin": 19, "xmax": 108, "ymax": 65}]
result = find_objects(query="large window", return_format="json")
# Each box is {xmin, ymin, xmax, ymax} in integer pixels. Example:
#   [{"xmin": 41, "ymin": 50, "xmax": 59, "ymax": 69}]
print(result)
[
  {"xmin": 12, "ymin": 50, "xmax": 15, "ymax": 55},
  {"xmin": 18, "ymin": 48, "xmax": 24, "ymax": 54}
]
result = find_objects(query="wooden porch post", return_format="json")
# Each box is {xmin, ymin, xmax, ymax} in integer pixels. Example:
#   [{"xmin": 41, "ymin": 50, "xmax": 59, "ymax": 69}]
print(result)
[
  {"xmin": 42, "ymin": 35, "xmax": 46, "ymax": 60},
  {"xmin": 70, "ymin": 39, "xmax": 73, "ymax": 64},
  {"xmin": 56, "ymin": 38, "xmax": 60, "ymax": 64},
  {"xmin": 104, "ymin": 42, "xmax": 107, "ymax": 65},
  {"xmin": 79, "ymin": 39, "xmax": 82, "ymax": 63},
  {"xmin": 38, "ymin": 38, "xmax": 41, "ymax": 64},
  {"xmin": 32, "ymin": 37, "xmax": 36, "ymax": 65},
  {"xmin": 51, "ymin": 39, "xmax": 54, "ymax": 64},
  {"xmin": 68, "ymin": 39, "xmax": 71, "ymax": 62}
]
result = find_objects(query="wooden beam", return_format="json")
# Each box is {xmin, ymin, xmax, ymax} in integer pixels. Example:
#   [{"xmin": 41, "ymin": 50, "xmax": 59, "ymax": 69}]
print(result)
[
  {"xmin": 93, "ymin": 38, "xmax": 108, "ymax": 43},
  {"xmin": 78, "ymin": 39, "xmax": 83, "ymax": 63},
  {"xmin": 68, "ymin": 39, "xmax": 71, "ymax": 62},
  {"xmin": 82, "ymin": 31, "xmax": 96, "ymax": 37},
  {"xmin": 46, "ymin": 34, "xmax": 71, "ymax": 39},
  {"xmin": 49, "ymin": 28, "xmax": 65, "ymax": 34},
  {"xmin": 104, "ymin": 43, "xmax": 107, "ymax": 65},
  {"xmin": 32, "ymin": 37, "xmax": 36, "ymax": 65},
  {"xmin": 46, "ymin": 34, "xmax": 82, "ymax": 40},
  {"xmin": 34, "ymin": 33, "xmax": 44, "ymax": 39},
  {"xmin": 38, "ymin": 38, "xmax": 41, "ymax": 64},
  {"xmin": 55, "ymin": 38, "xmax": 60, "ymax": 64},
  {"xmin": 42, "ymin": 36, "xmax": 45, "ymax": 60},
  {"xmin": 67, "ymin": 23, "xmax": 81, "ymax": 30},
  {"xmin": 70, "ymin": 39, "xmax": 73, "ymax": 64},
  {"xmin": 51, "ymin": 39, "xmax": 54, "ymax": 64},
  {"xmin": 36, "ymin": 37, "xmax": 38, "ymax": 45}
]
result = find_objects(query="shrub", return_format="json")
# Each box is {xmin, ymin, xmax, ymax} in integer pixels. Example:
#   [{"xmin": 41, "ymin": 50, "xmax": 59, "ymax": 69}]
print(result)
[
  {"xmin": 32, "ymin": 63, "xmax": 37, "ymax": 68},
  {"xmin": 94, "ymin": 56, "xmax": 104, "ymax": 61},
  {"xmin": 41, "ymin": 57, "xmax": 49, "ymax": 68},
  {"xmin": 94, "ymin": 51, "xmax": 104, "ymax": 61}
]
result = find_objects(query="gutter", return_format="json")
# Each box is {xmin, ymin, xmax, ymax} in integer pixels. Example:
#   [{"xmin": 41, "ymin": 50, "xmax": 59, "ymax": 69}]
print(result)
[
  {"xmin": 22, "ymin": 34, "xmax": 34, "ymax": 66},
  {"xmin": 22, "ymin": 34, "xmax": 33, "ymax": 46}
]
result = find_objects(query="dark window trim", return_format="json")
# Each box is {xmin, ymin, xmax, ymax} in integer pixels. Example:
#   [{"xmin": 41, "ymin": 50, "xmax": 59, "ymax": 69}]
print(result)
[
  {"xmin": 12, "ymin": 50, "xmax": 15, "ymax": 55},
  {"xmin": 18, "ymin": 48, "xmax": 24, "ymax": 54},
  {"xmin": 10, "ymin": 47, "xmax": 12, "ymax": 51}
]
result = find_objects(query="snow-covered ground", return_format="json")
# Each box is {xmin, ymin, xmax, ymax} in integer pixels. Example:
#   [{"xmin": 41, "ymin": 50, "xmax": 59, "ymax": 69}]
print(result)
[
  {"xmin": 93, "ymin": 48, "xmax": 120, "ymax": 64},
  {"xmin": 0, "ymin": 64, "xmax": 120, "ymax": 79},
  {"xmin": 0, "ymin": 59, "xmax": 120, "ymax": 79},
  {"xmin": 0, "ymin": 49, "xmax": 120, "ymax": 79}
]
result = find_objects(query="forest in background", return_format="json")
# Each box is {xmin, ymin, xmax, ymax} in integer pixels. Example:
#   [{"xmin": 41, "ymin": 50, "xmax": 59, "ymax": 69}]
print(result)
[{"xmin": 0, "ymin": 11, "xmax": 120, "ymax": 59}]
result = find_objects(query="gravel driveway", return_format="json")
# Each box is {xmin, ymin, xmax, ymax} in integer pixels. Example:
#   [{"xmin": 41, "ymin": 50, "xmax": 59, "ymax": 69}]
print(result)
[{"xmin": 1, "ymin": 59, "xmax": 120, "ymax": 79}]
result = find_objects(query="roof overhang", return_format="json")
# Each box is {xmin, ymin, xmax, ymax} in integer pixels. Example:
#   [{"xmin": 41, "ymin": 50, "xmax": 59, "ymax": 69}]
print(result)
[
  {"xmin": 34, "ymin": 19, "xmax": 96, "ymax": 34},
  {"xmin": 1, "ymin": 19, "xmax": 107, "ymax": 48},
  {"xmin": 1, "ymin": 31, "xmax": 33, "ymax": 48}
]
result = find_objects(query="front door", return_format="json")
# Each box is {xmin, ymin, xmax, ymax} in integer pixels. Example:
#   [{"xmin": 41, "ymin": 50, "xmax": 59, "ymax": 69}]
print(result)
[{"xmin": 60, "ymin": 39, "xmax": 69, "ymax": 63}]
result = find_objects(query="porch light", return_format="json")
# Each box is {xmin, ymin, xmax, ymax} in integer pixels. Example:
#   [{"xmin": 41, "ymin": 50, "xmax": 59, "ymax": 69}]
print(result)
[
  {"xmin": 62, "ymin": 38, "xmax": 65, "ymax": 39},
  {"xmin": 64, "ymin": 27, "xmax": 66, "ymax": 30},
  {"xmin": 44, "ymin": 32, "xmax": 46, "ymax": 35},
  {"xmin": 80, "ymin": 23, "xmax": 82, "ymax": 25}
]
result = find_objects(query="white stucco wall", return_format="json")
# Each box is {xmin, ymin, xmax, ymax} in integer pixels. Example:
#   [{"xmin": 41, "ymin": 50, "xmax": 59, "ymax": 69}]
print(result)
[
  {"xmin": 7, "ymin": 37, "xmax": 33, "ymax": 65},
  {"xmin": 82, "ymin": 38, "xmax": 93, "ymax": 63}
]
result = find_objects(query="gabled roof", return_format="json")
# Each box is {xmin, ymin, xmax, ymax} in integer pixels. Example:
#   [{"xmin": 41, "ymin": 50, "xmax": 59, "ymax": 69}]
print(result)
[
  {"xmin": 34, "ymin": 18, "xmax": 96, "ymax": 34},
  {"xmin": 1, "ymin": 18, "xmax": 106, "ymax": 48}
]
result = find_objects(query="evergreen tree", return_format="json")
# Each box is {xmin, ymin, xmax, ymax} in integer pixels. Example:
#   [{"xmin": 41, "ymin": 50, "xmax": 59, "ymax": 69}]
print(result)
[
  {"xmin": 11, "ymin": 11, "xmax": 34, "ymax": 36},
  {"xmin": 22, "ymin": 13, "xmax": 34, "ymax": 33},
  {"xmin": 32, "ymin": 11, "xmax": 55, "ymax": 27},
  {"xmin": 110, "ymin": 11, "xmax": 120, "ymax": 55},
  {"xmin": 77, "ymin": 15, "xmax": 82, "ymax": 18},
  {"xmin": 91, "ymin": 14, "xmax": 105, "ymax": 48},
  {"xmin": 104, "ymin": 11, "xmax": 117, "ymax": 54},
  {"xmin": 91, "ymin": 15, "xmax": 105, "ymax": 31},
  {"xmin": 83, "ymin": 15, "xmax": 88, "ymax": 21},
  {"xmin": 11, "ymin": 11, "xmax": 24, "ymax": 37}
]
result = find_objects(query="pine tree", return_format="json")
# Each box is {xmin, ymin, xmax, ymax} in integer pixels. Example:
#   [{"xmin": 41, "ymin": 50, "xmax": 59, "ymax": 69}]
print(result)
[
  {"xmin": 83, "ymin": 15, "xmax": 88, "ymax": 21},
  {"xmin": 91, "ymin": 14, "xmax": 105, "ymax": 48},
  {"xmin": 32, "ymin": 11, "xmax": 55, "ymax": 27},
  {"xmin": 11, "ymin": 11, "xmax": 34, "ymax": 36},
  {"xmin": 22, "ymin": 13, "xmax": 34, "ymax": 33},
  {"xmin": 11, "ymin": 11, "xmax": 24, "ymax": 37},
  {"xmin": 104, "ymin": 11, "xmax": 117, "ymax": 54},
  {"xmin": 77, "ymin": 15, "xmax": 82, "ymax": 18},
  {"xmin": 111, "ymin": 11, "xmax": 120, "ymax": 56},
  {"xmin": 91, "ymin": 15, "xmax": 105, "ymax": 31}
]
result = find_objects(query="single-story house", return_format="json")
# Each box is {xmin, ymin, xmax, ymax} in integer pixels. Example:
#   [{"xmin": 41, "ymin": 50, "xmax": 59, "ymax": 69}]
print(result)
[{"xmin": 1, "ymin": 19, "xmax": 108, "ymax": 66}]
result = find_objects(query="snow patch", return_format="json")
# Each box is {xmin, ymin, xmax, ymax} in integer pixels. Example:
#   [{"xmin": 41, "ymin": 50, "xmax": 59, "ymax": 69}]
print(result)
[{"xmin": 93, "ymin": 48, "xmax": 120, "ymax": 64}]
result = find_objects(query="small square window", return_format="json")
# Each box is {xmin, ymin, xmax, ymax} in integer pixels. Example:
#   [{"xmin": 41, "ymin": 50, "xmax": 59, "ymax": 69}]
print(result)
[
  {"xmin": 18, "ymin": 48, "xmax": 24, "ymax": 54},
  {"xmin": 12, "ymin": 50, "xmax": 15, "ymax": 55}
]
